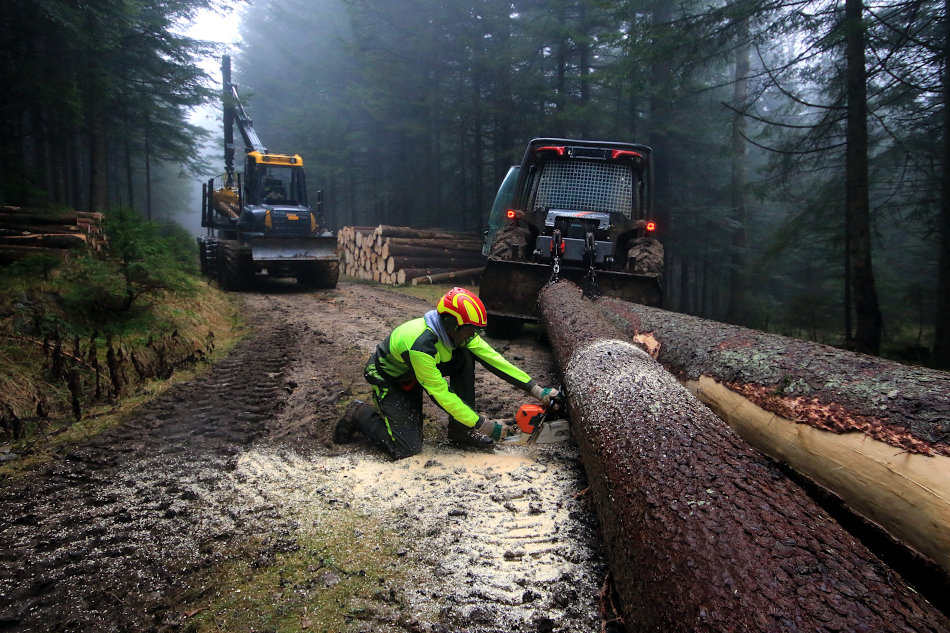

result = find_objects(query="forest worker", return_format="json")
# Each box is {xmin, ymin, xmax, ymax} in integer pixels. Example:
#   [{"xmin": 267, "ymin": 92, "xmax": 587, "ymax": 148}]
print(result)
[{"xmin": 333, "ymin": 287, "xmax": 560, "ymax": 459}]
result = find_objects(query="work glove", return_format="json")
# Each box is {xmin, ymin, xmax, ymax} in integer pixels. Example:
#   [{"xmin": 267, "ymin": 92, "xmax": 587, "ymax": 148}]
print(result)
[
  {"xmin": 476, "ymin": 416, "xmax": 518, "ymax": 441},
  {"xmin": 531, "ymin": 385, "xmax": 560, "ymax": 409}
]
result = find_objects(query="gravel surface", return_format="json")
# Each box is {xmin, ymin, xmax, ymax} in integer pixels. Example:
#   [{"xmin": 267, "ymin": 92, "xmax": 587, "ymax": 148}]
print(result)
[{"xmin": 0, "ymin": 281, "xmax": 614, "ymax": 632}]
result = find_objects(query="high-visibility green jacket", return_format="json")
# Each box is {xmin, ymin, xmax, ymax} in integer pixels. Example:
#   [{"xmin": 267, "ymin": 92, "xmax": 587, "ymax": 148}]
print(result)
[{"xmin": 369, "ymin": 317, "xmax": 535, "ymax": 427}]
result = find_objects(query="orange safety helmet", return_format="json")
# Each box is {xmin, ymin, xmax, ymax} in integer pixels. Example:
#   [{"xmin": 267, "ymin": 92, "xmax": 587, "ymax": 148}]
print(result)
[{"xmin": 437, "ymin": 287, "xmax": 488, "ymax": 329}]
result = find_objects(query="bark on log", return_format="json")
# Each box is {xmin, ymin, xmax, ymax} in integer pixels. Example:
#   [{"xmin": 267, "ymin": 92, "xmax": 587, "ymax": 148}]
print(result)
[
  {"xmin": 380, "ymin": 242, "xmax": 483, "ymax": 259},
  {"xmin": 374, "ymin": 225, "xmax": 477, "ymax": 240},
  {"xmin": 538, "ymin": 280, "xmax": 950, "ymax": 633},
  {"xmin": 338, "ymin": 225, "xmax": 482, "ymax": 282},
  {"xmin": 385, "ymin": 254, "xmax": 485, "ymax": 274},
  {"xmin": 395, "ymin": 267, "xmax": 455, "ymax": 284},
  {"xmin": 0, "ymin": 233, "xmax": 88, "ymax": 248},
  {"xmin": 379, "ymin": 236, "xmax": 484, "ymax": 251},
  {"xmin": 594, "ymin": 297, "xmax": 949, "ymax": 455},
  {"xmin": 409, "ymin": 266, "xmax": 483, "ymax": 285},
  {"xmin": 0, "ymin": 211, "xmax": 103, "ymax": 226},
  {"xmin": 591, "ymin": 296, "xmax": 950, "ymax": 576}
]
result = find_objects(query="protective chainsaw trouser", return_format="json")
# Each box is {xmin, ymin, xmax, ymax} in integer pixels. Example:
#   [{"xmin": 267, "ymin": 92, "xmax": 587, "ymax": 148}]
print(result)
[{"xmin": 359, "ymin": 348, "xmax": 477, "ymax": 459}]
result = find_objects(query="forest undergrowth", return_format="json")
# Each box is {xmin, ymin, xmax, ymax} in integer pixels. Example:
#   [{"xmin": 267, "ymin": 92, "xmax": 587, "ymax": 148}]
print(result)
[{"xmin": 0, "ymin": 208, "xmax": 244, "ymax": 477}]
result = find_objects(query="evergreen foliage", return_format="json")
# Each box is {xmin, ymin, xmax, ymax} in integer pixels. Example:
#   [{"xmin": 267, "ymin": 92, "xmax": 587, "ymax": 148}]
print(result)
[
  {"xmin": 227, "ymin": 0, "xmax": 946, "ymax": 364},
  {"xmin": 2, "ymin": 0, "xmax": 947, "ymax": 364},
  {"xmin": 0, "ymin": 0, "xmax": 220, "ymax": 214}
]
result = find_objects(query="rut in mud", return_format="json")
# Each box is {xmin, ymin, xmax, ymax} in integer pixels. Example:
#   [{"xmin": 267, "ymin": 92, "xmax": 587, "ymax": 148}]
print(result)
[{"xmin": 0, "ymin": 282, "xmax": 613, "ymax": 633}]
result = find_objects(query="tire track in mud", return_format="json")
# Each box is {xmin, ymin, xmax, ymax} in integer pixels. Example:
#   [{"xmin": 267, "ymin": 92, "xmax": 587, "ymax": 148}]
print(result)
[
  {"xmin": 0, "ymin": 282, "xmax": 615, "ymax": 633},
  {"xmin": 0, "ymin": 320, "xmax": 299, "ymax": 632}
]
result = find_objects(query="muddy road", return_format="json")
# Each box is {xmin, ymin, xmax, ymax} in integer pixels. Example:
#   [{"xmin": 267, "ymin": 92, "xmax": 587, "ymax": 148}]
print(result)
[{"xmin": 0, "ymin": 282, "xmax": 614, "ymax": 633}]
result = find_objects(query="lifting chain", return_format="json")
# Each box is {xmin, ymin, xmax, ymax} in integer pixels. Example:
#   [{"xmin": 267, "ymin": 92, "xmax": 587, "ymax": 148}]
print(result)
[
  {"xmin": 547, "ymin": 229, "xmax": 563, "ymax": 286},
  {"xmin": 582, "ymin": 232, "xmax": 600, "ymax": 299}
]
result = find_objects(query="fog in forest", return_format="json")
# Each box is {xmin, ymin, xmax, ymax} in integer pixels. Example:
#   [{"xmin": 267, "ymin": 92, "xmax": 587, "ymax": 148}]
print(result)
[{"xmin": 2, "ymin": 0, "xmax": 948, "ymax": 364}]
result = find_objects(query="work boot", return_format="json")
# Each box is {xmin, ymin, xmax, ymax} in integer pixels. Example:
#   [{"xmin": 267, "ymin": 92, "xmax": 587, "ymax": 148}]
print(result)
[
  {"xmin": 447, "ymin": 420, "xmax": 495, "ymax": 450},
  {"xmin": 334, "ymin": 400, "xmax": 366, "ymax": 444}
]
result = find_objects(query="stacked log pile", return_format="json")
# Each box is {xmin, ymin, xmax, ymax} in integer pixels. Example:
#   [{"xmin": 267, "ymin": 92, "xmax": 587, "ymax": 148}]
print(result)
[
  {"xmin": 538, "ymin": 280, "xmax": 950, "ymax": 632},
  {"xmin": 0, "ymin": 206, "xmax": 105, "ymax": 265},
  {"xmin": 337, "ymin": 225, "xmax": 485, "ymax": 285},
  {"xmin": 592, "ymin": 294, "xmax": 950, "ymax": 579}
]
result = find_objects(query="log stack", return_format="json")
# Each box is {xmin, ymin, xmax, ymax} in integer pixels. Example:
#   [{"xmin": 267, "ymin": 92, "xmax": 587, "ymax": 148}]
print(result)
[
  {"xmin": 337, "ymin": 225, "xmax": 485, "ymax": 285},
  {"xmin": 538, "ymin": 280, "xmax": 950, "ymax": 632},
  {"xmin": 0, "ymin": 206, "xmax": 106, "ymax": 265}
]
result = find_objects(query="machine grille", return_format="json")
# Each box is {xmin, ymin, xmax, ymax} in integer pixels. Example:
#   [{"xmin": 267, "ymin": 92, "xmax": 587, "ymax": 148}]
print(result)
[
  {"xmin": 534, "ymin": 160, "xmax": 634, "ymax": 218},
  {"xmin": 270, "ymin": 210, "xmax": 312, "ymax": 235}
]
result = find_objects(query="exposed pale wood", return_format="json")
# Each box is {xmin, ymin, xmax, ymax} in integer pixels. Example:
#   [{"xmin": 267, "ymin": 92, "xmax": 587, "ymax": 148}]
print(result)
[
  {"xmin": 538, "ymin": 280, "xmax": 950, "ymax": 633},
  {"xmin": 594, "ymin": 296, "xmax": 950, "ymax": 456},
  {"xmin": 339, "ymin": 225, "xmax": 483, "ymax": 283},
  {"xmin": 684, "ymin": 374, "xmax": 950, "ymax": 576}
]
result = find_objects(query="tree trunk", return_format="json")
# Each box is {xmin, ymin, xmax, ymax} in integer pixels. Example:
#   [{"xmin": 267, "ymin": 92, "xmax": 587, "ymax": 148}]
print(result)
[
  {"xmin": 727, "ymin": 20, "xmax": 750, "ymax": 324},
  {"xmin": 538, "ymin": 281, "xmax": 950, "ymax": 632},
  {"xmin": 845, "ymin": 0, "xmax": 882, "ymax": 354},
  {"xmin": 590, "ymin": 293, "xmax": 950, "ymax": 576},
  {"xmin": 935, "ymin": 0, "xmax": 950, "ymax": 369}
]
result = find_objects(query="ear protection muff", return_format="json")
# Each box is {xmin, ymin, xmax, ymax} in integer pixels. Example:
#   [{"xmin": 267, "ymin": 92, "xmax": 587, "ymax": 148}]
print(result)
[{"xmin": 440, "ymin": 312, "xmax": 458, "ymax": 332}]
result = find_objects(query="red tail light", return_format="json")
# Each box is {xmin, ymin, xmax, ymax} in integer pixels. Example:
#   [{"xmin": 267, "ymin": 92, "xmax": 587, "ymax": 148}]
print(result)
[
  {"xmin": 536, "ymin": 145, "xmax": 566, "ymax": 156},
  {"xmin": 611, "ymin": 149, "xmax": 643, "ymax": 161},
  {"xmin": 645, "ymin": 221, "xmax": 656, "ymax": 232}
]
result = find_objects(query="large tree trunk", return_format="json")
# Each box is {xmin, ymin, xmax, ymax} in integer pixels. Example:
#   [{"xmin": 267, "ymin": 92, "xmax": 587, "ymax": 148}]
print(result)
[
  {"xmin": 590, "ymin": 294, "xmax": 950, "ymax": 579},
  {"xmin": 538, "ymin": 280, "xmax": 950, "ymax": 632},
  {"xmin": 727, "ymin": 18, "xmax": 750, "ymax": 325},
  {"xmin": 935, "ymin": 0, "xmax": 950, "ymax": 369},
  {"xmin": 844, "ymin": 0, "xmax": 883, "ymax": 354}
]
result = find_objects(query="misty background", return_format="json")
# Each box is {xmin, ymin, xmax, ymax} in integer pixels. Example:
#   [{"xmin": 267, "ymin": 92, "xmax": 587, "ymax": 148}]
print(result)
[{"xmin": 1, "ymin": 0, "xmax": 947, "ymax": 364}]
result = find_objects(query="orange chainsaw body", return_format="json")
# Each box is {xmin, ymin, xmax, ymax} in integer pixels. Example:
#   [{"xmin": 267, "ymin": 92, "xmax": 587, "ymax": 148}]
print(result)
[{"xmin": 515, "ymin": 403, "xmax": 547, "ymax": 434}]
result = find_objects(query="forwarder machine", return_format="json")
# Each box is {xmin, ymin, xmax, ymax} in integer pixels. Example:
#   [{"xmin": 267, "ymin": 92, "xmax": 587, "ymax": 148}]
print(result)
[
  {"xmin": 480, "ymin": 138, "xmax": 663, "ymax": 335},
  {"xmin": 198, "ymin": 55, "xmax": 339, "ymax": 290}
]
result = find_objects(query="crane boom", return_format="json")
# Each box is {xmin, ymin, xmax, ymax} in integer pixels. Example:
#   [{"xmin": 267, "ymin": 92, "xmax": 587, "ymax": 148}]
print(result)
[{"xmin": 221, "ymin": 54, "xmax": 266, "ymax": 185}]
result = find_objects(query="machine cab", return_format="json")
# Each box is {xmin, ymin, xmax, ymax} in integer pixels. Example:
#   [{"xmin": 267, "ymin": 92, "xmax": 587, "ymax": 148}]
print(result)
[
  {"xmin": 243, "ymin": 151, "xmax": 308, "ymax": 207},
  {"xmin": 494, "ymin": 138, "xmax": 656, "ymax": 269}
]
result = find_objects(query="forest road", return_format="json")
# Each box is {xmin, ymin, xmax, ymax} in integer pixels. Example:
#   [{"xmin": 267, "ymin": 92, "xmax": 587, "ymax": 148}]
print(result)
[{"xmin": 0, "ymin": 281, "xmax": 614, "ymax": 633}]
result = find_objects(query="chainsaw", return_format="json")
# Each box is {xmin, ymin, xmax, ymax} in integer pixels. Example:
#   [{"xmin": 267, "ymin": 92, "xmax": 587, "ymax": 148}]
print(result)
[{"xmin": 502, "ymin": 389, "xmax": 570, "ymax": 445}]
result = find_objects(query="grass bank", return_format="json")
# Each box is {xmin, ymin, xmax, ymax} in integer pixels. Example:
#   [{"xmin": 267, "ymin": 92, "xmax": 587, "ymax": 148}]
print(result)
[{"xmin": 0, "ymin": 207, "xmax": 246, "ymax": 478}]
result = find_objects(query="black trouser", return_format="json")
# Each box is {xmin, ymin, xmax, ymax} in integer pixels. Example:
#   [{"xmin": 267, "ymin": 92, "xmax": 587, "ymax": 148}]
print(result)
[{"xmin": 356, "ymin": 348, "xmax": 476, "ymax": 459}]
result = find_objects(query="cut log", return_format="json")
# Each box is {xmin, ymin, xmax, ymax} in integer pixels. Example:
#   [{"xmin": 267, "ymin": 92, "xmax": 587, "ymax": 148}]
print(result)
[
  {"xmin": 374, "ymin": 225, "xmax": 479, "ymax": 240},
  {"xmin": 395, "ymin": 267, "xmax": 455, "ymax": 284},
  {"xmin": 591, "ymin": 295, "xmax": 950, "ymax": 577},
  {"xmin": 385, "ymin": 254, "xmax": 486, "ymax": 274},
  {"xmin": 379, "ymin": 236, "xmax": 484, "ymax": 251},
  {"xmin": 381, "ymin": 242, "xmax": 483, "ymax": 260},
  {"xmin": 0, "ymin": 211, "xmax": 103, "ymax": 226},
  {"xmin": 0, "ymin": 233, "xmax": 88, "ymax": 248},
  {"xmin": 409, "ymin": 266, "xmax": 483, "ymax": 285},
  {"xmin": 538, "ymin": 280, "xmax": 950, "ymax": 632}
]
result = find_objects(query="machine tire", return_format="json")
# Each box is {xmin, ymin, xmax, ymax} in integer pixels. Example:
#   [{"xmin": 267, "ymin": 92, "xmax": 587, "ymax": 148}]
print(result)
[
  {"xmin": 218, "ymin": 242, "xmax": 254, "ymax": 291},
  {"xmin": 297, "ymin": 259, "xmax": 340, "ymax": 289}
]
